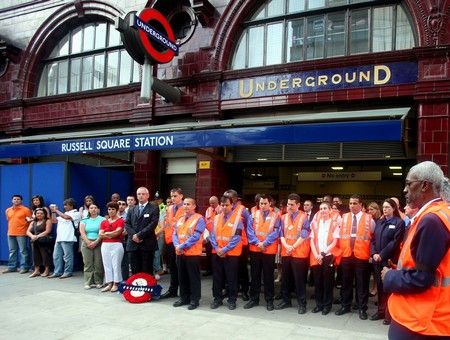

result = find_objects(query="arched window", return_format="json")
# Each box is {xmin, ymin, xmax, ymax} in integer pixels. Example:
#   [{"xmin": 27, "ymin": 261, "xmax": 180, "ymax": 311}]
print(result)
[
  {"xmin": 230, "ymin": 1, "xmax": 415, "ymax": 70},
  {"xmin": 37, "ymin": 21, "xmax": 140, "ymax": 96}
]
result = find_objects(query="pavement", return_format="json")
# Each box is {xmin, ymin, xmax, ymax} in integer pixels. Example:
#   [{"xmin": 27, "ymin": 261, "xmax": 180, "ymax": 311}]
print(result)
[{"xmin": 0, "ymin": 266, "xmax": 388, "ymax": 340}]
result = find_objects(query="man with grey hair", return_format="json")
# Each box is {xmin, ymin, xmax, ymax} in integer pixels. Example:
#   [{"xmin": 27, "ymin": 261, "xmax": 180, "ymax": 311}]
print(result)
[{"xmin": 382, "ymin": 161, "xmax": 450, "ymax": 338}]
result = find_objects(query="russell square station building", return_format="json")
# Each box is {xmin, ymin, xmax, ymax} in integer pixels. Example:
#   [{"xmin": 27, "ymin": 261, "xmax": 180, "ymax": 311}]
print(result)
[{"xmin": 0, "ymin": 0, "xmax": 449, "ymax": 259}]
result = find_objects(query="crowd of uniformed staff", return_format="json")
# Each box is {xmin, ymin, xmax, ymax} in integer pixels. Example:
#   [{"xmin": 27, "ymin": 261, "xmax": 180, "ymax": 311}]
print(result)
[{"xmin": 4, "ymin": 161, "xmax": 450, "ymax": 339}]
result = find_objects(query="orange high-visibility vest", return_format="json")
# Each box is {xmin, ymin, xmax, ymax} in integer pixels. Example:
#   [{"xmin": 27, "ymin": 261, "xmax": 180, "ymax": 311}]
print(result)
[
  {"xmin": 249, "ymin": 210, "xmax": 279, "ymax": 255},
  {"xmin": 205, "ymin": 206, "xmax": 220, "ymax": 232},
  {"xmin": 281, "ymin": 211, "xmax": 309, "ymax": 258},
  {"xmin": 175, "ymin": 213, "xmax": 204, "ymax": 256},
  {"xmin": 388, "ymin": 201, "xmax": 450, "ymax": 336},
  {"xmin": 310, "ymin": 215, "xmax": 342, "ymax": 266},
  {"xmin": 340, "ymin": 212, "xmax": 372, "ymax": 260},
  {"xmin": 235, "ymin": 202, "xmax": 248, "ymax": 246},
  {"xmin": 165, "ymin": 204, "xmax": 184, "ymax": 244},
  {"xmin": 212, "ymin": 206, "xmax": 243, "ymax": 257}
]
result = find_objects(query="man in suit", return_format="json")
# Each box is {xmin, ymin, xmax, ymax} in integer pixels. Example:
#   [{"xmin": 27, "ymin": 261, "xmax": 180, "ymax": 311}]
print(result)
[{"xmin": 125, "ymin": 187, "xmax": 159, "ymax": 275}]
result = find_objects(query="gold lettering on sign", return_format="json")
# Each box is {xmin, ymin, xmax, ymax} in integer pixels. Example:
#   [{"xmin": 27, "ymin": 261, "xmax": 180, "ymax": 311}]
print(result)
[{"xmin": 374, "ymin": 65, "xmax": 391, "ymax": 85}]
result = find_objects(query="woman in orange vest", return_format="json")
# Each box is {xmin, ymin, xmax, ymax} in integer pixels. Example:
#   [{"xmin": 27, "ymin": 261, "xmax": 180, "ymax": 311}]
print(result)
[
  {"xmin": 370, "ymin": 198, "xmax": 405, "ymax": 324},
  {"xmin": 310, "ymin": 202, "xmax": 341, "ymax": 315},
  {"xmin": 209, "ymin": 195, "xmax": 243, "ymax": 310},
  {"xmin": 172, "ymin": 197, "xmax": 205, "ymax": 310},
  {"xmin": 382, "ymin": 161, "xmax": 450, "ymax": 339}
]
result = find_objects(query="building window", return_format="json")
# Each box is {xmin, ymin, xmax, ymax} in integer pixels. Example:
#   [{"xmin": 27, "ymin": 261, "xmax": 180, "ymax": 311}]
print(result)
[
  {"xmin": 230, "ymin": 1, "xmax": 415, "ymax": 70},
  {"xmin": 37, "ymin": 22, "xmax": 141, "ymax": 97}
]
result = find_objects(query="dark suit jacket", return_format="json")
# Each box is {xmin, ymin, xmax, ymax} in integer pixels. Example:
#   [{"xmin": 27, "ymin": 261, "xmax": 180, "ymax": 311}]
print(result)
[
  {"xmin": 125, "ymin": 202, "xmax": 159, "ymax": 252},
  {"xmin": 370, "ymin": 216, "xmax": 405, "ymax": 266}
]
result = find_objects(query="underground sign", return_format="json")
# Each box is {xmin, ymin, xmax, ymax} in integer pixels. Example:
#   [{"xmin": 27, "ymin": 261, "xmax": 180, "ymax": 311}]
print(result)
[{"xmin": 133, "ymin": 8, "xmax": 179, "ymax": 64}]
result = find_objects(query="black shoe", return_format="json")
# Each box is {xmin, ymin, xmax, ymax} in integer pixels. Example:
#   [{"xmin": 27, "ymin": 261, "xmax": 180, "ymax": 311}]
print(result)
[
  {"xmin": 335, "ymin": 307, "xmax": 351, "ymax": 316},
  {"xmin": 266, "ymin": 302, "xmax": 274, "ymax": 311},
  {"xmin": 188, "ymin": 302, "xmax": 199, "ymax": 310},
  {"xmin": 274, "ymin": 293, "xmax": 282, "ymax": 300},
  {"xmin": 359, "ymin": 310, "xmax": 368, "ymax": 320},
  {"xmin": 210, "ymin": 300, "xmax": 223, "ymax": 309},
  {"xmin": 228, "ymin": 302, "xmax": 236, "ymax": 310},
  {"xmin": 244, "ymin": 300, "xmax": 259, "ymax": 309},
  {"xmin": 322, "ymin": 307, "xmax": 331, "ymax": 315},
  {"xmin": 383, "ymin": 319, "xmax": 391, "ymax": 325},
  {"xmin": 311, "ymin": 306, "xmax": 323, "ymax": 313},
  {"xmin": 370, "ymin": 312, "xmax": 384, "ymax": 321},
  {"xmin": 274, "ymin": 301, "xmax": 292, "ymax": 310},
  {"xmin": 241, "ymin": 292, "xmax": 250, "ymax": 301},
  {"xmin": 298, "ymin": 306, "xmax": 307, "ymax": 314},
  {"xmin": 161, "ymin": 290, "xmax": 178, "ymax": 299},
  {"xmin": 173, "ymin": 299, "xmax": 189, "ymax": 307}
]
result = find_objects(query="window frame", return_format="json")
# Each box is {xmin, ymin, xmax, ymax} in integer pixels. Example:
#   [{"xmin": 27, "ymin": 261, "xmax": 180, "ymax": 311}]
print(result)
[{"xmin": 37, "ymin": 21, "xmax": 141, "ymax": 97}]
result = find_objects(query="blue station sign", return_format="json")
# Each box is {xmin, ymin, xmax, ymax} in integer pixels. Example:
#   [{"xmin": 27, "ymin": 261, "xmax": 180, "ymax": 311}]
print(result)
[
  {"xmin": 0, "ymin": 120, "xmax": 402, "ymax": 158},
  {"xmin": 221, "ymin": 62, "xmax": 418, "ymax": 100}
]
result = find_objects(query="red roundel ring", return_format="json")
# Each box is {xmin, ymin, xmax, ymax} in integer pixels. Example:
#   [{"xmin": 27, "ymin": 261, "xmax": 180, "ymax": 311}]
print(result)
[
  {"xmin": 122, "ymin": 272, "xmax": 157, "ymax": 303},
  {"xmin": 138, "ymin": 9, "xmax": 176, "ymax": 64}
]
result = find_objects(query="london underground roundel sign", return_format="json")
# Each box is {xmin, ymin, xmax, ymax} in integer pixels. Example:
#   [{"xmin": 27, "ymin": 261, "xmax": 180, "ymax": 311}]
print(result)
[{"xmin": 133, "ymin": 8, "xmax": 179, "ymax": 64}]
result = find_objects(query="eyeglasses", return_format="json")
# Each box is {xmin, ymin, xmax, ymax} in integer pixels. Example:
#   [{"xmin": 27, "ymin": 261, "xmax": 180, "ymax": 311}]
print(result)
[{"xmin": 405, "ymin": 180, "xmax": 423, "ymax": 187}]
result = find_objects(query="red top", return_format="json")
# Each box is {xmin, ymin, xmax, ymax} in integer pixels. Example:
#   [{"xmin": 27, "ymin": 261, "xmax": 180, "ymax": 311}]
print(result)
[{"xmin": 100, "ymin": 218, "xmax": 124, "ymax": 243}]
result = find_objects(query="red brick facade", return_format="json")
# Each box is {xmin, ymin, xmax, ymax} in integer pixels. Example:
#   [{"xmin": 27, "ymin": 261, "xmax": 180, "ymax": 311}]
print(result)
[{"xmin": 0, "ymin": 0, "xmax": 449, "ymax": 210}]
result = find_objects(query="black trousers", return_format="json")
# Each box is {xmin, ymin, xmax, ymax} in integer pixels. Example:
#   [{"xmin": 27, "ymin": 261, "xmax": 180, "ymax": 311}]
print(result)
[
  {"xmin": 238, "ymin": 244, "xmax": 249, "ymax": 294},
  {"xmin": 312, "ymin": 255, "xmax": 335, "ymax": 309},
  {"xmin": 373, "ymin": 262, "xmax": 390, "ymax": 317},
  {"xmin": 281, "ymin": 256, "xmax": 308, "ymax": 307},
  {"xmin": 129, "ymin": 248, "xmax": 154, "ymax": 275},
  {"xmin": 166, "ymin": 242, "xmax": 179, "ymax": 294},
  {"xmin": 341, "ymin": 256, "xmax": 370, "ymax": 311},
  {"xmin": 249, "ymin": 251, "xmax": 275, "ymax": 303},
  {"xmin": 177, "ymin": 255, "xmax": 201, "ymax": 304},
  {"xmin": 212, "ymin": 254, "xmax": 239, "ymax": 303}
]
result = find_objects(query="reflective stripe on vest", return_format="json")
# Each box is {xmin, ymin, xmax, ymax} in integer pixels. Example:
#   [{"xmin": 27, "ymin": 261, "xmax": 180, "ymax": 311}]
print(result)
[
  {"xmin": 176, "ymin": 213, "xmax": 203, "ymax": 256},
  {"xmin": 249, "ymin": 210, "xmax": 279, "ymax": 254},
  {"xmin": 388, "ymin": 201, "xmax": 450, "ymax": 336},
  {"xmin": 339, "ymin": 212, "xmax": 371, "ymax": 260},
  {"xmin": 165, "ymin": 205, "xmax": 184, "ymax": 244},
  {"xmin": 281, "ymin": 212, "xmax": 309, "ymax": 258},
  {"xmin": 212, "ymin": 205, "xmax": 243, "ymax": 256},
  {"xmin": 309, "ymin": 216, "xmax": 340, "ymax": 266}
]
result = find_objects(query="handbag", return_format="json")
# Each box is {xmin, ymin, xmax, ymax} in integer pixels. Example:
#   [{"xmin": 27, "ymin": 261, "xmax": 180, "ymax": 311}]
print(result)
[
  {"xmin": 37, "ymin": 235, "xmax": 53, "ymax": 244},
  {"xmin": 72, "ymin": 220, "xmax": 81, "ymax": 237}
]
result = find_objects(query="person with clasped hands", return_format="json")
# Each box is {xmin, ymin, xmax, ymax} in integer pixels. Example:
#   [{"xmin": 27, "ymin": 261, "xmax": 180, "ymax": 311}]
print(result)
[
  {"xmin": 382, "ymin": 161, "xmax": 450, "ymax": 339},
  {"xmin": 125, "ymin": 187, "xmax": 159, "ymax": 275},
  {"xmin": 370, "ymin": 198, "xmax": 405, "ymax": 324}
]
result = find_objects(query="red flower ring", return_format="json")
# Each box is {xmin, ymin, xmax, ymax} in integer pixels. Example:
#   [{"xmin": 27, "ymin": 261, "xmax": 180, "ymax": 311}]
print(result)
[{"xmin": 119, "ymin": 273, "xmax": 161, "ymax": 303}]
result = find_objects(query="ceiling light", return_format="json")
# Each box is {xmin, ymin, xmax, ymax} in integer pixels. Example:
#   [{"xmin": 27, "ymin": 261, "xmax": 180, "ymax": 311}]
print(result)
[
  {"xmin": 316, "ymin": 157, "xmax": 329, "ymax": 160},
  {"xmin": 389, "ymin": 166, "xmax": 402, "ymax": 170},
  {"xmin": 393, "ymin": 172, "xmax": 403, "ymax": 176},
  {"xmin": 331, "ymin": 166, "xmax": 343, "ymax": 170},
  {"xmin": 257, "ymin": 158, "xmax": 267, "ymax": 161}
]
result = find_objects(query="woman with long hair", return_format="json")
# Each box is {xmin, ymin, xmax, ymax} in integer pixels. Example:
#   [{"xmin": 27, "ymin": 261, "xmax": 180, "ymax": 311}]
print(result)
[
  {"xmin": 99, "ymin": 202, "xmax": 124, "ymax": 292},
  {"xmin": 79, "ymin": 203, "xmax": 105, "ymax": 289},
  {"xmin": 309, "ymin": 202, "xmax": 341, "ymax": 315},
  {"xmin": 26, "ymin": 208, "xmax": 53, "ymax": 277},
  {"xmin": 370, "ymin": 198, "xmax": 405, "ymax": 324},
  {"xmin": 79, "ymin": 195, "xmax": 95, "ymax": 219}
]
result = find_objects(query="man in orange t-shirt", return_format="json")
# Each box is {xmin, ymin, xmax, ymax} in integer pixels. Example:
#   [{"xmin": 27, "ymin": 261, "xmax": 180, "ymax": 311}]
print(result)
[{"xmin": 4, "ymin": 194, "xmax": 32, "ymax": 274}]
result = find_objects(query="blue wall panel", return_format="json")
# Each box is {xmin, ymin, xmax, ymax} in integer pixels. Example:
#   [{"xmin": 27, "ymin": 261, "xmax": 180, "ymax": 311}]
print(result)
[
  {"xmin": 109, "ymin": 169, "xmax": 132, "ymax": 202},
  {"xmin": 0, "ymin": 165, "xmax": 31, "ymax": 262}
]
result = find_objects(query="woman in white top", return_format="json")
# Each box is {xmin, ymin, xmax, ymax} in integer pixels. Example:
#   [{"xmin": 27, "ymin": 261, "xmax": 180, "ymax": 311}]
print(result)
[{"xmin": 310, "ymin": 202, "xmax": 341, "ymax": 315}]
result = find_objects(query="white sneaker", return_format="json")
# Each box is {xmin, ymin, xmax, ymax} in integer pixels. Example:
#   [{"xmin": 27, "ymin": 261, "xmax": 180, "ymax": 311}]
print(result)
[{"xmin": 84, "ymin": 285, "xmax": 91, "ymax": 290}]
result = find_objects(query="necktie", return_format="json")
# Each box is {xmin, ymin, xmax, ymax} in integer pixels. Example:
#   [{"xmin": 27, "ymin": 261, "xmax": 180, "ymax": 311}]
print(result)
[
  {"xmin": 139, "ymin": 204, "xmax": 144, "ymax": 215},
  {"xmin": 350, "ymin": 214, "xmax": 357, "ymax": 250}
]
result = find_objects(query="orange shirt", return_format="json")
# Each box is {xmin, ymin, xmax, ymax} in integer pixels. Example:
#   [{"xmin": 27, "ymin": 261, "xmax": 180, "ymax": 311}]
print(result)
[{"xmin": 5, "ymin": 205, "xmax": 32, "ymax": 236}]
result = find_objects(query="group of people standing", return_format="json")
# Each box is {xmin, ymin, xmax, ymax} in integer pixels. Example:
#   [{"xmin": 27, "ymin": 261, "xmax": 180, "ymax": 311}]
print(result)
[{"xmin": 3, "ymin": 160, "xmax": 449, "ymax": 339}]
